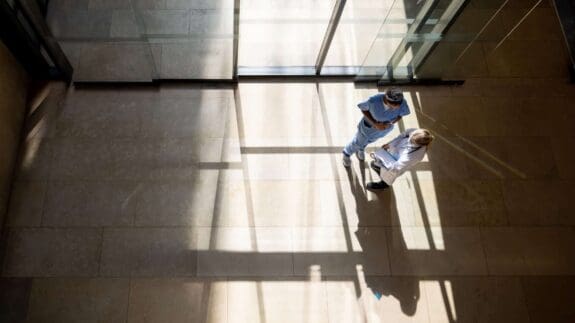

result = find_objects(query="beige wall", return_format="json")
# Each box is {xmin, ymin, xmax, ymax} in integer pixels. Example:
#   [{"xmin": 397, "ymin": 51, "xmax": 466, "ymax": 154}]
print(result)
[{"xmin": 0, "ymin": 40, "xmax": 29, "ymax": 233}]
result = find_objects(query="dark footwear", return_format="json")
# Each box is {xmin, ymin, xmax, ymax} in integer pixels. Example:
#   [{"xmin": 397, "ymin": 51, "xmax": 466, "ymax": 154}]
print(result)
[
  {"xmin": 370, "ymin": 160, "xmax": 381, "ymax": 173},
  {"xmin": 366, "ymin": 181, "xmax": 389, "ymax": 190}
]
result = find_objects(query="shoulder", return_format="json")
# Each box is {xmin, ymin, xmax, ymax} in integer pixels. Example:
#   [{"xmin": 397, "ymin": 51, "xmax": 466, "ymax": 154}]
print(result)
[
  {"xmin": 400, "ymin": 100, "xmax": 410, "ymax": 111},
  {"xmin": 370, "ymin": 93, "xmax": 385, "ymax": 102}
]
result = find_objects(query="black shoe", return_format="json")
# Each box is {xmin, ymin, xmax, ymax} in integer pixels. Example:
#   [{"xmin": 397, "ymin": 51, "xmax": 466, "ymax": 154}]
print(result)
[
  {"xmin": 366, "ymin": 181, "xmax": 389, "ymax": 190},
  {"xmin": 370, "ymin": 160, "xmax": 381, "ymax": 173}
]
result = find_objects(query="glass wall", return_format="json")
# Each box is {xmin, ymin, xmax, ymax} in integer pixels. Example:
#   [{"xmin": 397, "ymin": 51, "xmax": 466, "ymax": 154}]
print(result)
[
  {"xmin": 416, "ymin": 0, "xmax": 550, "ymax": 80},
  {"xmin": 238, "ymin": 0, "xmax": 336, "ymax": 75},
  {"xmin": 322, "ymin": 0, "xmax": 407, "ymax": 75},
  {"xmin": 43, "ymin": 0, "xmax": 554, "ymax": 81},
  {"xmin": 46, "ymin": 0, "xmax": 234, "ymax": 81},
  {"xmin": 352, "ymin": 0, "xmax": 548, "ymax": 81}
]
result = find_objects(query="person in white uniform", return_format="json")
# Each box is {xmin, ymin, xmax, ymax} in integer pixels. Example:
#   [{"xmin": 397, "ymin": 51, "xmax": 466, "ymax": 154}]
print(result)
[{"xmin": 367, "ymin": 128, "xmax": 434, "ymax": 190}]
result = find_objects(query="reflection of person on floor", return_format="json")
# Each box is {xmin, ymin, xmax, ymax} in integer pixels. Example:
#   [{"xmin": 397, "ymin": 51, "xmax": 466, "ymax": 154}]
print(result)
[
  {"xmin": 367, "ymin": 128, "xmax": 434, "ymax": 190},
  {"xmin": 342, "ymin": 87, "xmax": 411, "ymax": 167}
]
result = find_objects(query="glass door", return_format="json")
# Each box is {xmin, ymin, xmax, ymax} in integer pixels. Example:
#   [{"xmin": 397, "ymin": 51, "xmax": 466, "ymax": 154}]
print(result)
[
  {"xmin": 354, "ymin": 0, "xmax": 468, "ymax": 80},
  {"xmin": 238, "ymin": 0, "xmax": 337, "ymax": 75},
  {"xmin": 319, "ymin": 0, "xmax": 469, "ymax": 80}
]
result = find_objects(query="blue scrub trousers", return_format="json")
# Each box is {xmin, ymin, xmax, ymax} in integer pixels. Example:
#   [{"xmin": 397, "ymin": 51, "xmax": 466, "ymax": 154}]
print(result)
[{"xmin": 343, "ymin": 119, "xmax": 393, "ymax": 156}]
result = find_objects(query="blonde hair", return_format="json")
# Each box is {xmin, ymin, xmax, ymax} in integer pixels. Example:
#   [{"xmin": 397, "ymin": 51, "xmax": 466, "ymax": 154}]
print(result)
[{"xmin": 411, "ymin": 129, "xmax": 434, "ymax": 146}]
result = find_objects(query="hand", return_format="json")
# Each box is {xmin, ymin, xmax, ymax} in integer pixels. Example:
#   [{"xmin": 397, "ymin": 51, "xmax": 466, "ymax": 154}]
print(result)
[
  {"xmin": 374, "ymin": 122, "xmax": 390, "ymax": 130},
  {"xmin": 382, "ymin": 143, "xmax": 389, "ymax": 150}
]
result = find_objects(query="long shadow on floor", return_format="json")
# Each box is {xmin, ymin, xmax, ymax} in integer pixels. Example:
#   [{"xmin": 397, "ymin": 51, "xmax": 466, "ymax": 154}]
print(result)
[{"xmin": 345, "ymin": 166, "xmax": 421, "ymax": 316}]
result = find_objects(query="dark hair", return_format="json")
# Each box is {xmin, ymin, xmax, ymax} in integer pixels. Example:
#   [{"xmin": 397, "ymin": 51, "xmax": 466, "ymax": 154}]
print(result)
[{"xmin": 385, "ymin": 87, "xmax": 404, "ymax": 104}]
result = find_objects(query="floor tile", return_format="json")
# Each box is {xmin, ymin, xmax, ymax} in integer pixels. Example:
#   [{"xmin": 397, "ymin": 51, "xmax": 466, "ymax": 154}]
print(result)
[
  {"xmin": 189, "ymin": 9, "xmax": 233, "ymax": 34},
  {"xmin": 326, "ymin": 277, "xmax": 429, "ymax": 323},
  {"xmin": 15, "ymin": 138, "xmax": 53, "ymax": 181},
  {"xmin": 2, "ymin": 228, "xmax": 102, "ymax": 277},
  {"xmin": 26, "ymin": 278, "xmax": 129, "ymax": 323},
  {"xmin": 128, "ymin": 278, "xmax": 226, "ymax": 323},
  {"xmin": 110, "ymin": 10, "xmax": 141, "ymax": 38},
  {"xmin": 54, "ymin": 92, "xmax": 145, "ymax": 139},
  {"xmin": 100, "ymin": 228, "xmax": 197, "ymax": 276},
  {"xmin": 43, "ymin": 181, "xmax": 138, "ymax": 226},
  {"xmin": 76, "ymin": 42, "xmax": 155, "ymax": 81},
  {"xmin": 47, "ymin": 9, "xmax": 112, "ymax": 39},
  {"xmin": 521, "ymin": 276, "xmax": 575, "ymax": 323},
  {"xmin": 7, "ymin": 181, "xmax": 46, "ymax": 227},
  {"xmin": 0, "ymin": 278, "xmax": 32, "ymax": 323},
  {"xmin": 327, "ymin": 175, "xmax": 392, "ymax": 228},
  {"xmin": 426, "ymin": 277, "xmax": 529, "ymax": 323},
  {"xmin": 197, "ymin": 227, "xmax": 293, "ymax": 276},
  {"xmin": 227, "ymin": 279, "xmax": 329, "ymax": 323},
  {"xmin": 388, "ymin": 227, "xmax": 487, "ymax": 275},
  {"xmin": 160, "ymin": 40, "xmax": 233, "ymax": 79},
  {"xmin": 293, "ymin": 227, "xmax": 390, "ymax": 276},
  {"xmin": 139, "ymin": 96, "xmax": 230, "ymax": 139},
  {"xmin": 482, "ymin": 227, "xmax": 575, "ymax": 275},
  {"xmin": 551, "ymin": 136, "xmax": 575, "ymax": 180},
  {"xmin": 133, "ymin": 177, "xmax": 217, "ymax": 227},
  {"xmin": 503, "ymin": 180, "xmax": 575, "ymax": 225},
  {"xmin": 88, "ymin": 0, "xmax": 132, "ymax": 9},
  {"xmin": 416, "ymin": 179, "xmax": 508, "ymax": 226},
  {"xmin": 249, "ymin": 180, "xmax": 322, "ymax": 226},
  {"xmin": 166, "ymin": 0, "xmax": 233, "ymax": 9},
  {"xmin": 463, "ymin": 136, "xmax": 557, "ymax": 179},
  {"xmin": 141, "ymin": 10, "xmax": 190, "ymax": 35}
]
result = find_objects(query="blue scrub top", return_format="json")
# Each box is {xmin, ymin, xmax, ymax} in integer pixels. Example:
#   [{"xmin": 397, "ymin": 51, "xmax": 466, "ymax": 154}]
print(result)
[{"xmin": 357, "ymin": 93, "xmax": 410, "ymax": 123}]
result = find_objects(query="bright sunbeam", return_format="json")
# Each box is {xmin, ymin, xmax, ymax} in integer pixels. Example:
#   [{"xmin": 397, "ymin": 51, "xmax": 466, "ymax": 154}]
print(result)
[{"xmin": 425, "ymin": 280, "xmax": 457, "ymax": 322}]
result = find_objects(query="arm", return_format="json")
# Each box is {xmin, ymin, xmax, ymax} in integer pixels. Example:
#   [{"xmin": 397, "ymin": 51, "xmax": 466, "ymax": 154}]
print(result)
[
  {"xmin": 387, "ymin": 146, "xmax": 425, "ymax": 174},
  {"xmin": 390, "ymin": 115, "xmax": 402, "ymax": 124},
  {"xmin": 382, "ymin": 129, "xmax": 414, "ymax": 149},
  {"xmin": 360, "ymin": 111, "xmax": 391, "ymax": 131},
  {"xmin": 361, "ymin": 110, "xmax": 379, "ymax": 126},
  {"xmin": 358, "ymin": 95, "xmax": 391, "ymax": 130}
]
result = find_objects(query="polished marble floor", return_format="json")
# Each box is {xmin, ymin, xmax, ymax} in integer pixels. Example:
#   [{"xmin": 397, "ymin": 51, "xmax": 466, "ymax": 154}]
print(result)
[{"xmin": 1, "ymin": 76, "xmax": 575, "ymax": 322}]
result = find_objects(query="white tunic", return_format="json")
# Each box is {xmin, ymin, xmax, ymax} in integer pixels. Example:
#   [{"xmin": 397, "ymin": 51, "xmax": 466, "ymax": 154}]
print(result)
[{"xmin": 372, "ymin": 128, "xmax": 427, "ymax": 185}]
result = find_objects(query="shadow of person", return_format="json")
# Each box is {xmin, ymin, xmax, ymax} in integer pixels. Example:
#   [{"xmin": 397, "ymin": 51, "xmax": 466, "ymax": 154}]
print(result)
[{"xmin": 345, "ymin": 166, "xmax": 420, "ymax": 316}]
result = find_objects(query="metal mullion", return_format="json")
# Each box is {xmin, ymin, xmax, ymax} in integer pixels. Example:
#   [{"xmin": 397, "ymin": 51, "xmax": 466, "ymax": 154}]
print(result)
[
  {"xmin": 0, "ymin": 0, "xmax": 51, "ymax": 77},
  {"xmin": 232, "ymin": 0, "xmax": 240, "ymax": 79},
  {"xmin": 126, "ymin": 0, "xmax": 158, "ymax": 81},
  {"xmin": 410, "ymin": 0, "xmax": 470, "ymax": 76},
  {"xmin": 16, "ymin": 0, "xmax": 73, "ymax": 81},
  {"xmin": 380, "ymin": 0, "xmax": 441, "ymax": 81},
  {"xmin": 314, "ymin": 0, "xmax": 346, "ymax": 75}
]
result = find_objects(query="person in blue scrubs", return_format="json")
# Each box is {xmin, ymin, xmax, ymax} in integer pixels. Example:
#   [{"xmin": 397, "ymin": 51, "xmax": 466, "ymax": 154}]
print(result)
[{"xmin": 343, "ymin": 87, "xmax": 410, "ymax": 167}]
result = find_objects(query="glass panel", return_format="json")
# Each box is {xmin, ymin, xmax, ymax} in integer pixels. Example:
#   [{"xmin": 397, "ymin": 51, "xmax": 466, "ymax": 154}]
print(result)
[
  {"xmin": 322, "ymin": 0, "xmax": 407, "ymax": 75},
  {"xmin": 416, "ymin": 0, "xmax": 546, "ymax": 79},
  {"xmin": 349, "ymin": 0, "xmax": 546, "ymax": 81},
  {"xmin": 45, "ymin": 0, "xmax": 234, "ymax": 81},
  {"xmin": 356, "ymin": 0, "xmax": 448, "ymax": 79},
  {"xmin": 238, "ymin": 0, "xmax": 336, "ymax": 74}
]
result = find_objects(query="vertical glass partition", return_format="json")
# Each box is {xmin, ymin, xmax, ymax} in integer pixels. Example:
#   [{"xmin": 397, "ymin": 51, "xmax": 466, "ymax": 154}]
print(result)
[
  {"xmin": 321, "ymin": 0, "xmax": 406, "ymax": 75},
  {"xmin": 238, "ymin": 0, "xmax": 336, "ymax": 75},
  {"xmin": 348, "ymin": 0, "xmax": 549, "ymax": 81},
  {"xmin": 352, "ymin": 0, "xmax": 469, "ymax": 80},
  {"xmin": 46, "ymin": 0, "xmax": 235, "ymax": 81},
  {"xmin": 44, "ymin": 0, "xmax": 552, "ymax": 81},
  {"xmin": 415, "ymin": 0, "xmax": 552, "ymax": 80}
]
